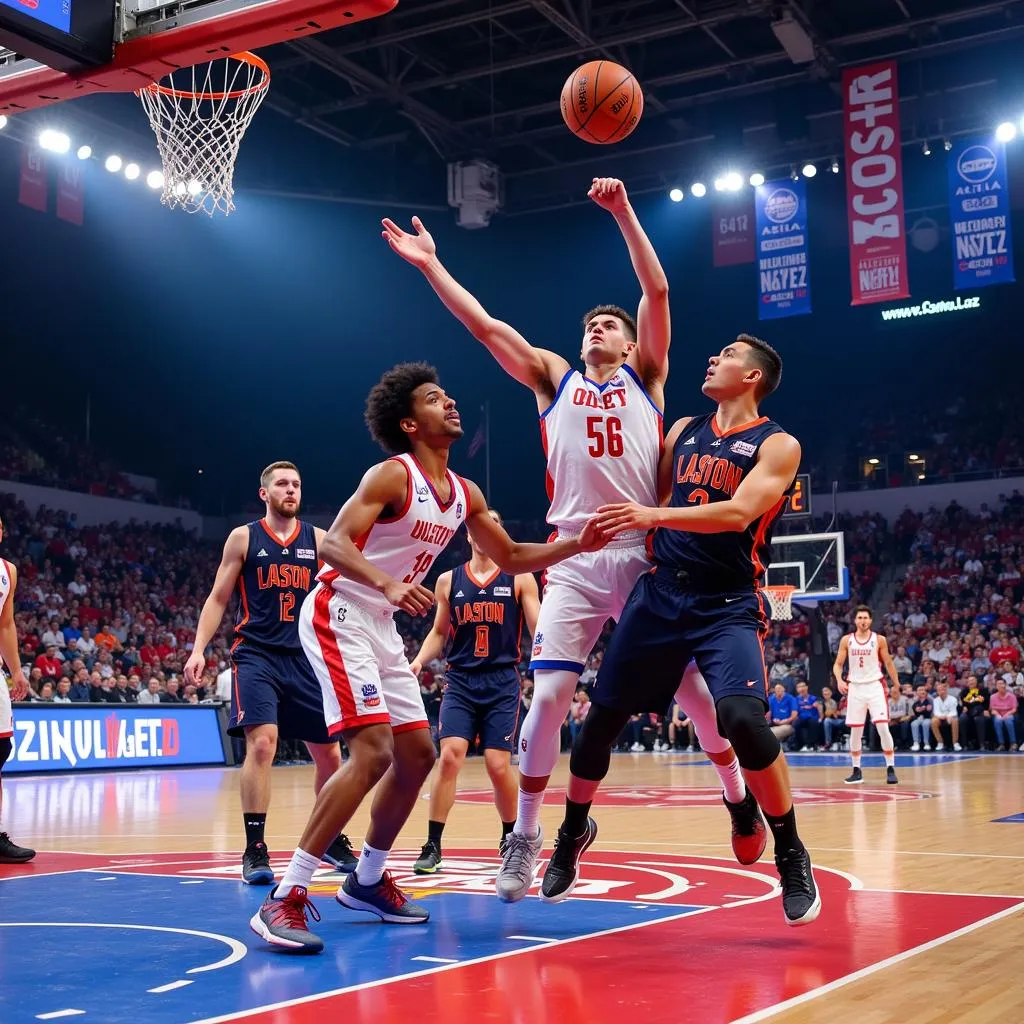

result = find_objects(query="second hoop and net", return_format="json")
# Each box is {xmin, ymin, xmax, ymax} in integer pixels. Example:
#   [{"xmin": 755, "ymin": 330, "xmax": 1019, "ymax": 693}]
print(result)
[{"xmin": 136, "ymin": 51, "xmax": 270, "ymax": 216}]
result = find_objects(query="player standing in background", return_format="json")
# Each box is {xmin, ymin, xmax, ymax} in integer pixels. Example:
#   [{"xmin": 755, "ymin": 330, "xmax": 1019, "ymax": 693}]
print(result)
[
  {"xmin": 833, "ymin": 605, "xmax": 900, "ymax": 785},
  {"xmin": 0, "ymin": 514, "xmax": 35, "ymax": 863},
  {"xmin": 383, "ymin": 178, "xmax": 764, "ymax": 905},
  {"xmin": 185, "ymin": 462, "xmax": 358, "ymax": 884},
  {"xmin": 409, "ymin": 508, "xmax": 541, "ymax": 873},
  {"xmin": 249, "ymin": 363, "xmax": 607, "ymax": 953},
  {"xmin": 543, "ymin": 335, "xmax": 821, "ymax": 926}
]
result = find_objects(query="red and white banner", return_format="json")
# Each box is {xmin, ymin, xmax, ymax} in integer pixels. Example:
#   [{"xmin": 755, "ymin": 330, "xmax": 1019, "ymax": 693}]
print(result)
[
  {"xmin": 56, "ymin": 162, "xmax": 85, "ymax": 225},
  {"xmin": 18, "ymin": 147, "xmax": 47, "ymax": 212},
  {"xmin": 842, "ymin": 61, "xmax": 910, "ymax": 305},
  {"xmin": 711, "ymin": 195, "xmax": 755, "ymax": 266}
]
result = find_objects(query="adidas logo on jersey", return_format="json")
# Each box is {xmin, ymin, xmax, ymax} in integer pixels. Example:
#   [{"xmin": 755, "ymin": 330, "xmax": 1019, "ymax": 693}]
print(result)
[
  {"xmin": 683, "ymin": 436, "xmax": 696, "ymax": 445},
  {"xmin": 281, "ymin": 548, "xmax": 289, "ymax": 554},
  {"xmin": 257, "ymin": 549, "xmax": 269, "ymax": 557},
  {"xmin": 455, "ymin": 590, "xmax": 464, "ymax": 597},
  {"xmin": 479, "ymin": 589, "xmax": 487, "ymax": 595}
]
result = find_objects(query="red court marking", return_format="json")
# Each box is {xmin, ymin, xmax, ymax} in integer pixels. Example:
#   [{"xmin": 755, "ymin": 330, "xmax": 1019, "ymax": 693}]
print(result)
[{"xmin": 455, "ymin": 784, "xmax": 933, "ymax": 808}]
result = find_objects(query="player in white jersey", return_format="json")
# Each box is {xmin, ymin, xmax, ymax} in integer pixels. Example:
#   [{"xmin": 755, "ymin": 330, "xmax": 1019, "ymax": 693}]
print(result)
[
  {"xmin": 0, "ymin": 514, "xmax": 35, "ymax": 863},
  {"xmin": 383, "ymin": 177, "xmax": 766, "ymax": 904},
  {"xmin": 250, "ymin": 363, "xmax": 607, "ymax": 954},
  {"xmin": 833, "ymin": 604, "xmax": 901, "ymax": 785}
]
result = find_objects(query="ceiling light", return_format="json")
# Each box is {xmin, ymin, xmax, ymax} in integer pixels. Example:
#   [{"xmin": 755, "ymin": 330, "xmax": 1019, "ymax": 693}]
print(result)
[
  {"xmin": 802, "ymin": 162, "xmax": 817, "ymax": 178},
  {"xmin": 38, "ymin": 129, "xmax": 71, "ymax": 154},
  {"xmin": 995, "ymin": 121, "xmax": 1017, "ymax": 143},
  {"xmin": 691, "ymin": 182, "xmax": 707, "ymax": 198},
  {"xmin": 147, "ymin": 170, "xmax": 164, "ymax": 190},
  {"xmin": 831, "ymin": 158, "xmax": 840, "ymax": 174},
  {"xmin": 105, "ymin": 155, "xmax": 122, "ymax": 173},
  {"xmin": 124, "ymin": 163, "xmax": 140, "ymax": 180},
  {"xmin": 749, "ymin": 172, "xmax": 765, "ymax": 187},
  {"xmin": 76, "ymin": 145, "xmax": 92, "ymax": 160}
]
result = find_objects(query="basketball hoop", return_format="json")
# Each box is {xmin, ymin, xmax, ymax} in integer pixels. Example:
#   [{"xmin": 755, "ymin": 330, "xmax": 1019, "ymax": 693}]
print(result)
[
  {"xmin": 137, "ymin": 52, "xmax": 270, "ymax": 216},
  {"xmin": 763, "ymin": 585, "xmax": 797, "ymax": 621}
]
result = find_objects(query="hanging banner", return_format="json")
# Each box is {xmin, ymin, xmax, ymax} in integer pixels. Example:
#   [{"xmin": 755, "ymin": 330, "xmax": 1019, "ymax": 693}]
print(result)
[
  {"xmin": 842, "ymin": 60, "xmax": 910, "ymax": 305},
  {"xmin": 18, "ymin": 147, "xmax": 47, "ymax": 212},
  {"xmin": 947, "ymin": 137, "xmax": 1015, "ymax": 290},
  {"xmin": 755, "ymin": 178, "xmax": 811, "ymax": 320},
  {"xmin": 56, "ymin": 162, "xmax": 85, "ymax": 225},
  {"xmin": 712, "ymin": 195, "xmax": 755, "ymax": 266}
]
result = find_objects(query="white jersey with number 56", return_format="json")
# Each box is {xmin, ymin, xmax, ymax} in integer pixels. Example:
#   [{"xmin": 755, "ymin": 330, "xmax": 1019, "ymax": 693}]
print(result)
[{"xmin": 539, "ymin": 365, "xmax": 662, "ymax": 542}]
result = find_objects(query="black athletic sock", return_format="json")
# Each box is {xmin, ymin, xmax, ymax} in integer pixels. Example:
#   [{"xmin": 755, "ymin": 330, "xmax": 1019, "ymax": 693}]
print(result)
[
  {"xmin": 563, "ymin": 798, "xmax": 592, "ymax": 838},
  {"xmin": 243, "ymin": 813, "xmax": 267, "ymax": 848},
  {"xmin": 763, "ymin": 806, "xmax": 800, "ymax": 853},
  {"xmin": 427, "ymin": 819, "xmax": 445, "ymax": 849},
  {"xmin": 501, "ymin": 820, "xmax": 516, "ymax": 839}
]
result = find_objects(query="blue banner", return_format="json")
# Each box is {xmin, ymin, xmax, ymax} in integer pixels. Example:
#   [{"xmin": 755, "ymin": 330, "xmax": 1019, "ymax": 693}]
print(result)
[
  {"xmin": 6, "ymin": 704, "xmax": 228, "ymax": 774},
  {"xmin": 948, "ymin": 137, "xmax": 1015, "ymax": 290},
  {"xmin": 755, "ymin": 178, "xmax": 812, "ymax": 319}
]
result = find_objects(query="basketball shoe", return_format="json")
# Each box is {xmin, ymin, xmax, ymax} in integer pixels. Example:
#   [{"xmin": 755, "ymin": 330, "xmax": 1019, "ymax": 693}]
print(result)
[
  {"xmin": 242, "ymin": 841, "xmax": 275, "ymax": 885},
  {"xmin": 540, "ymin": 817, "xmax": 598, "ymax": 903},
  {"xmin": 0, "ymin": 832, "xmax": 35, "ymax": 863},
  {"xmin": 496, "ymin": 826, "xmax": 544, "ymax": 903},
  {"xmin": 723, "ymin": 789, "xmax": 768, "ymax": 865},
  {"xmin": 322, "ymin": 833, "xmax": 358, "ymax": 873},
  {"xmin": 337, "ymin": 871, "xmax": 429, "ymax": 923},
  {"xmin": 249, "ymin": 885, "xmax": 323, "ymax": 954},
  {"xmin": 413, "ymin": 840, "xmax": 442, "ymax": 874},
  {"xmin": 775, "ymin": 845, "xmax": 822, "ymax": 926}
]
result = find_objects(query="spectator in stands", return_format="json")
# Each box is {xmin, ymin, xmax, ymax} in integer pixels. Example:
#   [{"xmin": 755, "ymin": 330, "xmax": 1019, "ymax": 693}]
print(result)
[
  {"xmin": 930, "ymin": 682, "xmax": 962, "ymax": 751},
  {"xmin": 892, "ymin": 645, "xmax": 913, "ymax": 683},
  {"xmin": 137, "ymin": 678, "xmax": 162, "ymax": 704},
  {"xmin": 793, "ymin": 681, "xmax": 821, "ymax": 751},
  {"xmin": 52, "ymin": 679, "xmax": 72, "ymax": 703},
  {"xmin": 959, "ymin": 675, "xmax": 990, "ymax": 750},
  {"xmin": 910, "ymin": 686, "xmax": 933, "ymax": 751},
  {"xmin": 887, "ymin": 683, "xmax": 912, "ymax": 749},
  {"xmin": 768, "ymin": 683, "xmax": 798, "ymax": 748},
  {"xmin": 989, "ymin": 679, "xmax": 1019, "ymax": 750},
  {"xmin": 161, "ymin": 679, "xmax": 184, "ymax": 703}
]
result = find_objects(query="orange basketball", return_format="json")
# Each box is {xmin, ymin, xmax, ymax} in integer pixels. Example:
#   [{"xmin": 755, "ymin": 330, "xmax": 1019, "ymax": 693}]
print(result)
[{"xmin": 560, "ymin": 60, "xmax": 644, "ymax": 145}]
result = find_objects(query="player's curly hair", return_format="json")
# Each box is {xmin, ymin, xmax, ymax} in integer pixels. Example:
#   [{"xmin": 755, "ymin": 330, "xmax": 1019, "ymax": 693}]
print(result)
[
  {"xmin": 582, "ymin": 304, "xmax": 637, "ymax": 343},
  {"xmin": 365, "ymin": 361, "xmax": 440, "ymax": 454}
]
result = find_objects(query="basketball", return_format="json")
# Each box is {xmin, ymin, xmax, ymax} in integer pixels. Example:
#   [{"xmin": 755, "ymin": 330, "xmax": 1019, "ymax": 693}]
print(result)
[{"xmin": 560, "ymin": 60, "xmax": 644, "ymax": 144}]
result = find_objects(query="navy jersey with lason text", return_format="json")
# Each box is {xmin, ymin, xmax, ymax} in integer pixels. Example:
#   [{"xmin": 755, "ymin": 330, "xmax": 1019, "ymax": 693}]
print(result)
[
  {"xmin": 649, "ymin": 412, "xmax": 791, "ymax": 589},
  {"xmin": 446, "ymin": 563, "xmax": 523, "ymax": 670},
  {"xmin": 234, "ymin": 519, "xmax": 319, "ymax": 650}
]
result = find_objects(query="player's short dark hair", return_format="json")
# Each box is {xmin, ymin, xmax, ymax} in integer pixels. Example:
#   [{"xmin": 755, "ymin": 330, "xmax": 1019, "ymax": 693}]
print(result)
[
  {"xmin": 582, "ymin": 304, "xmax": 637, "ymax": 343},
  {"xmin": 736, "ymin": 333, "xmax": 782, "ymax": 399},
  {"xmin": 855, "ymin": 604, "xmax": 872, "ymax": 618},
  {"xmin": 365, "ymin": 362, "xmax": 440, "ymax": 454},
  {"xmin": 260, "ymin": 461, "xmax": 299, "ymax": 490}
]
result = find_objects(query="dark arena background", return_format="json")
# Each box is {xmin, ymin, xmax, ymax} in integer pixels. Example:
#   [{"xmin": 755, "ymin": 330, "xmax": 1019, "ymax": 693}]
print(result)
[{"xmin": 1, "ymin": 3, "xmax": 1023, "ymax": 1022}]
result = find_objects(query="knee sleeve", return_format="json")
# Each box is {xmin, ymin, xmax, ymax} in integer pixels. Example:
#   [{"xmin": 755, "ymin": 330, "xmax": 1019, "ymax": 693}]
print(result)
[
  {"xmin": 518, "ymin": 670, "xmax": 578, "ymax": 777},
  {"xmin": 0, "ymin": 736, "xmax": 11, "ymax": 770},
  {"xmin": 874, "ymin": 722, "xmax": 893, "ymax": 752},
  {"xmin": 715, "ymin": 695, "xmax": 780, "ymax": 772},
  {"xmin": 674, "ymin": 662, "xmax": 729, "ymax": 755},
  {"xmin": 569, "ymin": 703, "xmax": 630, "ymax": 782},
  {"xmin": 849, "ymin": 725, "xmax": 864, "ymax": 753}
]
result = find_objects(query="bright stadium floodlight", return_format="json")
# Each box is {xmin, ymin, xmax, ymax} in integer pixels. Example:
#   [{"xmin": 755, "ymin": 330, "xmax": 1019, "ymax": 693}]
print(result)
[
  {"xmin": 995, "ymin": 120, "xmax": 1017, "ymax": 143},
  {"xmin": 922, "ymin": 140, "xmax": 931, "ymax": 156},
  {"xmin": 39, "ymin": 129, "xmax": 71, "ymax": 154},
  {"xmin": 77, "ymin": 145, "xmax": 92, "ymax": 160},
  {"xmin": 749, "ymin": 172, "xmax": 765, "ymax": 187},
  {"xmin": 831, "ymin": 158, "xmax": 840, "ymax": 174},
  {"xmin": 173, "ymin": 181, "xmax": 187, "ymax": 197},
  {"xmin": 187, "ymin": 179, "xmax": 202, "ymax": 196},
  {"xmin": 147, "ymin": 170, "xmax": 164, "ymax": 189},
  {"xmin": 713, "ymin": 175, "xmax": 727, "ymax": 192},
  {"xmin": 802, "ymin": 162, "xmax": 817, "ymax": 178},
  {"xmin": 669, "ymin": 187, "xmax": 684, "ymax": 202},
  {"xmin": 105, "ymin": 154, "xmax": 123, "ymax": 172},
  {"xmin": 124, "ymin": 163, "xmax": 140, "ymax": 180},
  {"xmin": 691, "ymin": 181, "xmax": 707, "ymax": 198},
  {"xmin": 723, "ymin": 171, "xmax": 743, "ymax": 191}
]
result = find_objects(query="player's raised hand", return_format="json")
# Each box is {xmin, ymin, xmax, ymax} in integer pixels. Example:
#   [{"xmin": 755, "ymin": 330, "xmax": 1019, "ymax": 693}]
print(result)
[
  {"xmin": 381, "ymin": 216, "xmax": 436, "ymax": 268},
  {"xmin": 9, "ymin": 669, "xmax": 29, "ymax": 702},
  {"xmin": 593, "ymin": 500, "xmax": 658, "ymax": 536},
  {"xmin": 384, "ymin": 579, "xmax": 436, "ymax": 617},
  {"xmin": 183, "ymin": 649, "xmax": 206, "ymax": 687},
  {"xmin": 588, "ymin": 177, "xmax": 629, "ymax": 212},
  {"xmin": 578, "ymin": 515, "xmax": 612, "ymax": 552}
]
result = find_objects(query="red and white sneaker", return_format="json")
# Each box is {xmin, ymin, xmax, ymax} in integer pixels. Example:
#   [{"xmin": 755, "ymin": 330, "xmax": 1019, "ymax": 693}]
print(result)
[
  {"xmin": 249, "ymin": 885, "xmax": 324, "ymax": 954},
  {"xmin": 724, "ymin": 788, "xmax": 768, "ymax": 865}
]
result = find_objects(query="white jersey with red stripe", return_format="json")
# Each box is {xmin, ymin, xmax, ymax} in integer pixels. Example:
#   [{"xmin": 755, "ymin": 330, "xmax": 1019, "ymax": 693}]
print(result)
[
  {"xmin": 846, "ymin": 631, "xmax": 883, "ymax": 684},
  {"xmin": 0, "ymin": 558, "xmax": 11, "ymax": 620},
  {"xmin": 317, "ymin": 453, "xmax": 471, "ymax": 612},
  {"xmin": 539, "ymin": 364, "xmax": 662, "ymax": 542}
]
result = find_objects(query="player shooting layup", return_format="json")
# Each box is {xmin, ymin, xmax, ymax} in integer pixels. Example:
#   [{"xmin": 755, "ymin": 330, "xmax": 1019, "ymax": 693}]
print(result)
[{"xmin": 384, "ymin": 177, "xmax": 765, "ymax": 903}]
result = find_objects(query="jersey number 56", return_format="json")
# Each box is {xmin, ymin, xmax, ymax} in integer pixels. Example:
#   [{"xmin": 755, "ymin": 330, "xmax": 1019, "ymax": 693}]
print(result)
[{"xmin": 586, "ymin": 416, "xmax": 624, "ymax": 458}]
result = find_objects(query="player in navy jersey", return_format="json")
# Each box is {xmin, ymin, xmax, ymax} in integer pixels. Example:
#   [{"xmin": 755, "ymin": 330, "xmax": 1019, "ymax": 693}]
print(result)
[
  {"xmin": 409, "ymin": 508, "xmax": 541, "ymax": 874},
  {"xmin": 185, "ymin": 461, "xmax": 358, "ymax": 884},
  {"xmin": 542, "ymin": 334, "xmax": 822, "ymax": 927}
]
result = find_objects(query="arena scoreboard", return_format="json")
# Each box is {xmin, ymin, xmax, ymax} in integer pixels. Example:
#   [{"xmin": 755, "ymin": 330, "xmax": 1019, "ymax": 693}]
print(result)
[
  {"xmin": 783, "ymin": 472, "xmax": 811, "ymax": 518},
  {"xmin": 0, "ymin": 0, "xmax": 113, "ymax": 70}
]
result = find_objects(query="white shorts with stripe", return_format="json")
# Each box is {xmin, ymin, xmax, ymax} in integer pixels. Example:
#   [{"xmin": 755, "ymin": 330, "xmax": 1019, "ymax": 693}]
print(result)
[
  {"xmin": 0, "ymin": 676, "xmax": 12, "ymax": 738},
  {"xmin": 846, "ymin": 680, "xmax": 889, "ymax": 728},
  {"xmin": 299, "ymin": 584, "xmax": 428, "ymax": 735}
]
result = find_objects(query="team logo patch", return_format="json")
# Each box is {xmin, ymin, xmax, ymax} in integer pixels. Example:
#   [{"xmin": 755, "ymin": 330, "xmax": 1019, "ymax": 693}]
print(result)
[
  {"xmin": 532, "ymin": 631, "xmax": 543, "ymax": 656},
  {"xmin": 296, "ymin": 548, "xmax": 316, "ymax": 560},
  {"xmin": 493, "ymin": 586, "xmax": 512, "ymax": 597},
  {"xmin": 730, "ymin": 440, "xmax": 757, "ymax": 457},
  {"xmin": 456, "ymin": 502, "xmax": 463, "ymax": 519},
  {"xmin": 416, "ymin": 484, "xmax": 430, "ymax": 503},
  {"xmin": 361, "ymin": 683, "xmax": 381, "ymax": 708}
]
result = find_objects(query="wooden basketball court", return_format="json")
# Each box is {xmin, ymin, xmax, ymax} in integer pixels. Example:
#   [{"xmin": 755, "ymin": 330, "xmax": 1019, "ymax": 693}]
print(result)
[{"xmin": 3, "ymin": 749, "xmax": 1022, "ymax": 1023}]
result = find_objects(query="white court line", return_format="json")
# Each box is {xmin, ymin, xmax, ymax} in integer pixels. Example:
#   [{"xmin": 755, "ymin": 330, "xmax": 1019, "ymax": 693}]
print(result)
[
  {"xmin": 35, "ymin": 1012, "xmax": 85, "ymax": 1020},
  {"xmin": 728, "ymin": 900, "xmax": 1024, "ymax": 1023},
  {"xmin": 411, "ymin": 955, "xmax": 459, "ymax": 964},
  {"xmin": 507, "ymin": 935, "xmax": 558, "ymax": 943},
  {"xmin": 94, "ymin": 876, "xmax": 117, "ymax": 882},
  {"xmin": 180, "ymin": 880, "xmax": 205, "ymax": 885},
  {"xmin": 148, "ymin": 981, "xmax": 194, "ymax": 994}
]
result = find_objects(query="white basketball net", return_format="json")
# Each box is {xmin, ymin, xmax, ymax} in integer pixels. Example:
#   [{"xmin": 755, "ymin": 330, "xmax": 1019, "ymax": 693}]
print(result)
[
  {"xmin": 137, "ymin": 52, "xmax": 270, "ymax": 216},
  {"xmin": 764, "ymin": 585, "xmax": 797, "ymax": 621}
]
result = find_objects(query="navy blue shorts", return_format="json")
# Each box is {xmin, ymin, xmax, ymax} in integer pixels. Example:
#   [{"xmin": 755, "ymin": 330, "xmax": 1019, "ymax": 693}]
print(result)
[
  {"xmin": 229, "ymin": 641, "xmax": 331, "ymax": 743},
  {"xmin": 593, "ymin": 569, "xmax": 770, "ymax": 716},
  {"xmin": 439, "ymin": 666, "xmax": 521, "ymax": 752}
]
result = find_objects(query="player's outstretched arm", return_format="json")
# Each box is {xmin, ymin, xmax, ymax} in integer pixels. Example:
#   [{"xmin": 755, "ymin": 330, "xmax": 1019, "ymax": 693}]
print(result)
[
  {"xmin": 594, "ymin": 432, "xmax": 801, "ymax": 536},
  {"xmin": 184, "ymin": 527, "xmax": 248, "ymax": 685},
  {"xmin": 462, "ymin": 479, "xmax": 607, "ymax": 574},
  {"xmin": 381, "ymin": 216, "xmax": 569, "ymax": 396},
  {"xmin": 0, "ymin": 562, "xmax": 28, "ymax": 700},
  {"xmin": 589, "ymin": 178, "xmax": 671, "ymax": 387},
  {"xmin": 878, "ymin": 635, "xmax": 900, "ymax": 689},
  {"xmin": 410, "ymin": 571, "xmax": 453, "ymax": 676},
  {"xmin": 515, "ymin": 572, "xmax": 541, "ymax": 641},
  {"xmin": 833, "ymin": 636, "xmax": 849, "ymax": 695},
  {"xmin": 320, "ymin": 461, "xmax": 435, "ymax": 617}
]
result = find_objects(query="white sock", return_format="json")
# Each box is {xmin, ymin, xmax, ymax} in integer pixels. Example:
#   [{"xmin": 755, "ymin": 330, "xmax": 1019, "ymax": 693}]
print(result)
[
  {"xmin": 712, "ymin": 755, "xmax": 746, "ymax": 804},
  {"xmin": 514, "ymin": 789, "xmax": 543, "ymax": 837},
  {"xmin": 277, "ymin": 847, "xmax": 320, "ymax": 897},
  {"xmin": 354, "ymin": 842, "xmax": 389, "ymax": 887}
]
